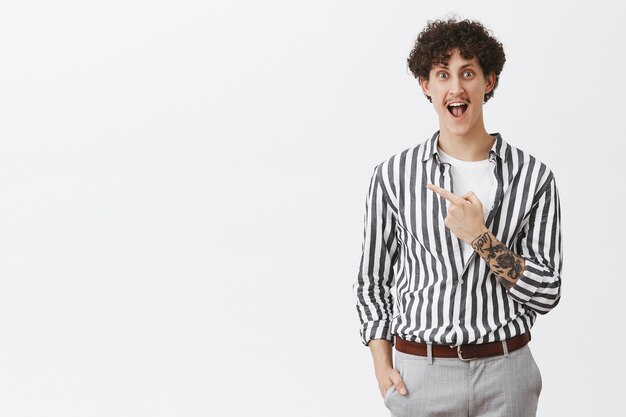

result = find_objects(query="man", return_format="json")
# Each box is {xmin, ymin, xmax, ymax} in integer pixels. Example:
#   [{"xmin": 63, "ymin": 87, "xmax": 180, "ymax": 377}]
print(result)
[{"xmin": 354, "ymin": 18, "xmax": 562, "ymax": 417}]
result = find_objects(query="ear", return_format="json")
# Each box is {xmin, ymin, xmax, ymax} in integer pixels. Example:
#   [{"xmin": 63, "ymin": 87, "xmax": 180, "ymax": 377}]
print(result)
[
  {"xmin": 484, "ymin": 72, "xmax": 496, "ymax": 94},
  {"xmin": 419, "ymin": 76, "xmax": 431, "ymax": 99}
]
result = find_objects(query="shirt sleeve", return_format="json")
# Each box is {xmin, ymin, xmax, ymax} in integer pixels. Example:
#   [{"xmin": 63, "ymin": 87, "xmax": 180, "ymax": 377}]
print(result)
[
  {"xmin": 353, "ymin": 165, "xmax": 399, "ymax": 346},
  {"xmin": 507, "ymin": 174, "xmax": 563, "ymax": 314}
]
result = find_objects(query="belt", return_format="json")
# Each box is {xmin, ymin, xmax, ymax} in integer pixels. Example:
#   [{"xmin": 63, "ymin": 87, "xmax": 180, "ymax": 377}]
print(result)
[{"xmin": 395, "ymin": 332, "xmax": 531, "ymax": 361}]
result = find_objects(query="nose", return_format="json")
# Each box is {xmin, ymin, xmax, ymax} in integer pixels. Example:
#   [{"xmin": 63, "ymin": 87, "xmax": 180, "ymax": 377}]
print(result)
[{"xmin": 449, "ymin": 76, "xmax": 464, "ymax": 96}]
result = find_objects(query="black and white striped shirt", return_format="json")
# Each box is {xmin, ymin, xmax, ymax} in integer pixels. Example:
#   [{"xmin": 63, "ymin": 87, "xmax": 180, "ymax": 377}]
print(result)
[{"xmin": 354, "ymin": 132, "xmax": 562, "ymax": 346}]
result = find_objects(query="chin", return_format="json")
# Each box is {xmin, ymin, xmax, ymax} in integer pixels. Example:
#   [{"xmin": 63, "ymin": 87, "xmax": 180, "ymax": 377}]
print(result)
[{"xmin": 443, "ymin": 124, "xmax": 473, "ymax": 138}]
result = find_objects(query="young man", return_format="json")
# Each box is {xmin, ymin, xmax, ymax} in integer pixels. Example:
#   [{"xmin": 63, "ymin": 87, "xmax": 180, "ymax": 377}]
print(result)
[{"xmin": 354, "ymin": 18, "xmax": 562, "ymax": 417}]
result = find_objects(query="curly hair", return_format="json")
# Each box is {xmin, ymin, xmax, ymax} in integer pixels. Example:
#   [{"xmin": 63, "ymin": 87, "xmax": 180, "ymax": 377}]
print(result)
[{"xmin": 407, "ymin": 18, "xmax": 506, "ymax": 103}]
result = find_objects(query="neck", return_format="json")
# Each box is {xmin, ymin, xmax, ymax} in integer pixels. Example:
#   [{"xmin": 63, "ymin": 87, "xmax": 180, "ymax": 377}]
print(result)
[{"xmin": 437, "ymin": 124, "xmax": 494, "ymax": 161}]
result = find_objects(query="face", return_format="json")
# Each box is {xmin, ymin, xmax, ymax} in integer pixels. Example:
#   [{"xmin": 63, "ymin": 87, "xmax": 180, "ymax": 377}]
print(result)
[{"xmin": 419, "ymin": 49, "xmax": 496, "ymax": 140}]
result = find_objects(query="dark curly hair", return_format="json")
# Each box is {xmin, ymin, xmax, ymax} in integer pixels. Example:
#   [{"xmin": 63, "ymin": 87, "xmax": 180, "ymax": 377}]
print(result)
[{"xmin": 407, "ymin": 18, "xmax": 506, "ymax": 103}]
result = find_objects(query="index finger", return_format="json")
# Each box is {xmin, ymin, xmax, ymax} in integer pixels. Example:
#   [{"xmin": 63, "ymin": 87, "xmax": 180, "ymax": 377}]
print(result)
[{"xmin": 426, "ymin": 184, "xmax": 465, "ymax": 205}]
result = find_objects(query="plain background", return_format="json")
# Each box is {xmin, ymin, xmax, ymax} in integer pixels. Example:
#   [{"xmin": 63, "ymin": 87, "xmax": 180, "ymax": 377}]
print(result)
[{"xmin": 0, "ymin": 1, "xmax": 624, "ymax": 416}]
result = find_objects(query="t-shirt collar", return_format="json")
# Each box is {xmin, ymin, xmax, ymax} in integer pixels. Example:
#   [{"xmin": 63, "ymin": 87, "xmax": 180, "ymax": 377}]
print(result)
[{"xmin": 422, "ymin": 131, "xmax": 509, "ymax": 163}]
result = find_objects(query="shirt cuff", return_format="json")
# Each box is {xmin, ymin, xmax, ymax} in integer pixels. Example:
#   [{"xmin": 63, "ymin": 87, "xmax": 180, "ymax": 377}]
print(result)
[
  {"xmin": 507, "ymin": 258, "xmax": 546, "ymax": 304},
  {"xmin": 360, "ymin": 320, "xmax": 393, "ymax": 346}
]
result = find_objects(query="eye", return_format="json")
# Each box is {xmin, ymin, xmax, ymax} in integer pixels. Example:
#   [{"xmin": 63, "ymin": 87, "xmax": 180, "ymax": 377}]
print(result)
[
  {"xmin": 437, "ymin": 72, "xmax": 448, "ymax": 79},
  {"xmin": 463, "ymin": 70, "xmax": 474, "ymax": 78}
]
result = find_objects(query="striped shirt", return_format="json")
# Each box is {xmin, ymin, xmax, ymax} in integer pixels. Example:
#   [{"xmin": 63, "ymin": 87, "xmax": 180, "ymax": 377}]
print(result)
[{"xmin": 354, "ymin": 132, "xmax": 562, "ymax": 346}]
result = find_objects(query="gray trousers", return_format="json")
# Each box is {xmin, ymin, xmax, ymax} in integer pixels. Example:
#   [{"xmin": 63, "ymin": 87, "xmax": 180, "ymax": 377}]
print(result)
[{"xmin": 384, "ymin": 344, "xmax": 542, "ymax": 417}]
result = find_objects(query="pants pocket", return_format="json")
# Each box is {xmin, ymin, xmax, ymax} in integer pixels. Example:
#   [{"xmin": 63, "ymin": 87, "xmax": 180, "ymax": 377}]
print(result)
[
  {"xmin": 383, "ymin": 384, "xmax": 404, "ymax": 416},
  {"xmin": 383, "ymin": 385, "xmax": 396, "ymax": 404}
]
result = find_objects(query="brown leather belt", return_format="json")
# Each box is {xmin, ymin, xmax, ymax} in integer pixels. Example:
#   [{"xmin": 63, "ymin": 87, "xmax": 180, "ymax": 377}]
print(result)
[{"xmin": 395, "ymin": 332, "xmax": 531, "ymax": 361}]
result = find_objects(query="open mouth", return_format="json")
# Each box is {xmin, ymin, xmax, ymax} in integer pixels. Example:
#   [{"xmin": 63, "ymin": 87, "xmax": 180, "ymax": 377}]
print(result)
[{"xmin": 447, "ymin": 102, "xmax": 468, "ymax": 118}]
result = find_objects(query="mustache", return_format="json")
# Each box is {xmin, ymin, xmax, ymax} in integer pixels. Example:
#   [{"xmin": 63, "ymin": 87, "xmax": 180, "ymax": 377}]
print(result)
[{"xmin": 444, "ymin": 97, "xmax": 470, "ymax": 105}]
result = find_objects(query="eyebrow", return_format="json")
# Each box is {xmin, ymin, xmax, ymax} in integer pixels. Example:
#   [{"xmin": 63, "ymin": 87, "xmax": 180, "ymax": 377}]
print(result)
[{"xmin": 433, "ymin": 63, "xmax": 477, "ymax": 70}]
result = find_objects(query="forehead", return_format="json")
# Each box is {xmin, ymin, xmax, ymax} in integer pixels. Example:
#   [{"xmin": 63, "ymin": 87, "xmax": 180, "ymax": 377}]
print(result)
[{"xmin": 431, "ymin": 50, "xmax": 481, "ymax": 71}]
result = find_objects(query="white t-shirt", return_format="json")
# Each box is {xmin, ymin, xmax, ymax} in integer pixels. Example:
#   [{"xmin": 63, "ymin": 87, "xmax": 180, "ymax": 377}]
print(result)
[{"xmin": 437, "ymin": 148, "xmax": 497, "ymax": 264}]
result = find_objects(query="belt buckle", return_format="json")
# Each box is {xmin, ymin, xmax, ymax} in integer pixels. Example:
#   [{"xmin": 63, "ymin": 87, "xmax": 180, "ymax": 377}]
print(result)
[{"xmin": 456, "ymin": 345, "xmax": 477, "ymax": 361}]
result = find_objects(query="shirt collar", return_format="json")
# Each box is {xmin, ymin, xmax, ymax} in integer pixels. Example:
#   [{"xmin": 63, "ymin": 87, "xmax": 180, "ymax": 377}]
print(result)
[{"xmin": 421, "ymin": 131, "xmax": 509, "ymax": 163}]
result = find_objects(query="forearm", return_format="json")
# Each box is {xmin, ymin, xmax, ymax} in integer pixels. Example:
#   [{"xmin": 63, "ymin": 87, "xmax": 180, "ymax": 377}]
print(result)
[
  {"xmin": 472, "ymin": 229, "xmax": 525, "ymax": 285},
  {"xmin": 368, "ymin": 339, "xmax": 394, "ymax": 371},
  {"xmin": 368, "ymin": 339, "xmax": 393, "ymax": 381}
]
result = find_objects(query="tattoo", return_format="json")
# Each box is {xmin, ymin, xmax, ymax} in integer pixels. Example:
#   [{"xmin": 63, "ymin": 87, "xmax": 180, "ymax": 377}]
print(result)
[
  {"xmin": 471, "ymin": 232, "xmax": 524, "ymax": 281},
  {"xmin": 472, "ymin": 233, "xmax": 490, "ymax": 251}
]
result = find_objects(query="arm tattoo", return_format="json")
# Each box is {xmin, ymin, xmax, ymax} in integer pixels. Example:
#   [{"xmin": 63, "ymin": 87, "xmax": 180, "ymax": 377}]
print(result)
[{"xmin": 471, "ymin": 232, "xmax": 524, "ymax": 281}]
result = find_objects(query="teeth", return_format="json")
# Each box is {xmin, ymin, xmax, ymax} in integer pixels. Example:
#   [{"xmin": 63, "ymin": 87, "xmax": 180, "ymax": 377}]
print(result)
[{"xmin": 448, "ymin": 102, "xmax": 466, "ymax": 107}]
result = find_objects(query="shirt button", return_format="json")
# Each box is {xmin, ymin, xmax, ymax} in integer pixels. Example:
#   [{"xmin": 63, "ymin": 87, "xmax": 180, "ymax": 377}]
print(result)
[{"xmin": 459, "ymin": 279, "xmax": 464, "ymax": 285}]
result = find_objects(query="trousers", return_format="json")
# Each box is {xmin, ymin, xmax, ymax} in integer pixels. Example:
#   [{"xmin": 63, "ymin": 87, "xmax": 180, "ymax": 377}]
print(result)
[{"xmin": 384, "ymin": 344, "xmax": 542, "ymax": 417}]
